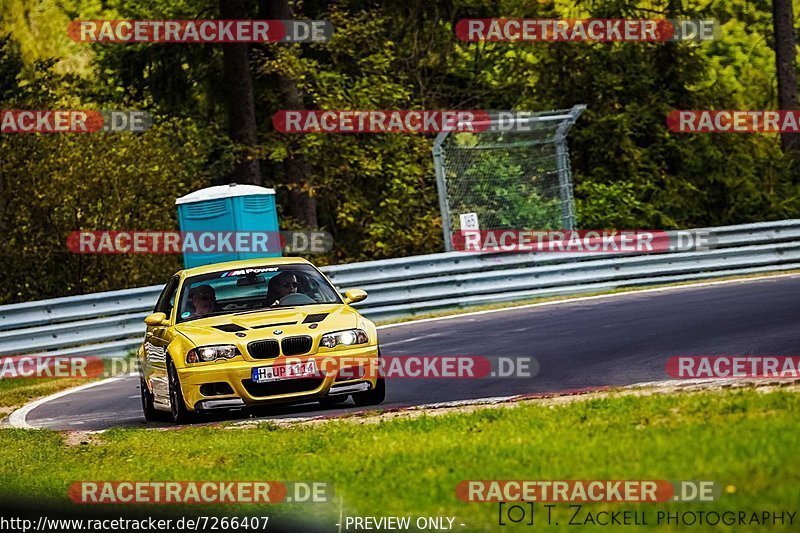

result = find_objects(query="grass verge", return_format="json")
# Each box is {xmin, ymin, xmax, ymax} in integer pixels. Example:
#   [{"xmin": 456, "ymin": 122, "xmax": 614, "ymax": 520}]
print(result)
[{"xmin": 0, "ymin": 387, "xmax": 798, "ymax": 531}]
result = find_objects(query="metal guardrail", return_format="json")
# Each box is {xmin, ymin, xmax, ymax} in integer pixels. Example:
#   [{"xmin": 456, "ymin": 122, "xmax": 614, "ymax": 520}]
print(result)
[{"xmin": 1, "ymin": 220, "xmax": 799, "ymax": 358}]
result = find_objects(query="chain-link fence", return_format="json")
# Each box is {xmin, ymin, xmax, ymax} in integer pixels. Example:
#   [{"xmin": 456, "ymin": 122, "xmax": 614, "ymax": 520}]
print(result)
[{"xmin": 433, "ymin": 106, "xmax": 585, "ymax": 250}]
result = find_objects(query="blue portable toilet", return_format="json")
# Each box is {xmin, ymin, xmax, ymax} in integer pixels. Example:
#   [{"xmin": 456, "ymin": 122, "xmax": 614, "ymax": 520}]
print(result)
[{"xmin": 175, "ymin": 183, "xmax": 280, "ymax": 268}]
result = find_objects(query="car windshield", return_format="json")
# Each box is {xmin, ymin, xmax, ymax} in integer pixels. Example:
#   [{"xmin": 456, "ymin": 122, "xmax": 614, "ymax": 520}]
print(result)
[{"xmin": 176, "ymin": 263, "xmax": 342, "ymax": 323}]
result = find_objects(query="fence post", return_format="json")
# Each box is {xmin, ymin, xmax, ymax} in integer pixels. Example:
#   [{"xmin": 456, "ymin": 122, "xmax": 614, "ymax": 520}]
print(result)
[
  {"xmin": 554, "ymin": 139, "xmax": 574, "ymax": 230},
  {"xmin": 433, "ymin": 133, "xmax": 453, "ymax": 251},
  {"xmin": 554, "ymin": 105, "xmax": 586, "ymax": 230}
]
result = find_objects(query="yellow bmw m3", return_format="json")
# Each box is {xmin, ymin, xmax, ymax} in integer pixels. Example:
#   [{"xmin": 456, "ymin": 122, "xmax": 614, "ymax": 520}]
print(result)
[{"xmin": 137, "ymin": 257, "xmax": 384, "ymax": 423}]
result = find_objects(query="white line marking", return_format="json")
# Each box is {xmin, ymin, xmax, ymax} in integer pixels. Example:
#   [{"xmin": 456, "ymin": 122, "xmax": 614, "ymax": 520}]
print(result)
[
  {"xmin": 6, "ymin": 372, "xmax": 137, "ymax": 430},
  {"xmin": 381, "ymin": 333, "xmax": 442, "ymax": 347},
  {"xmin": 376, "ymin": 272, "xmax": 800, "ymax": 330}
]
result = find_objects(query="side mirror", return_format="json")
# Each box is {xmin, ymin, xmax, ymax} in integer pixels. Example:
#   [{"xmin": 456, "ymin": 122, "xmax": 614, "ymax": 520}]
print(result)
[
  {"xmin": 144, "ymin": 312, "xmax": 168, "ymax": 326},
  {"xmin": 343, "ymin": 289, "xmax": 368, "ymax": 305}
]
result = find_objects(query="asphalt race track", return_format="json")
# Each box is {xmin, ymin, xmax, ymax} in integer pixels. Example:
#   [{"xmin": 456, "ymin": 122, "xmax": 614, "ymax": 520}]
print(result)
[{"xmin": 20, "ymin": 275, "xmax": 800, "ymax": 430}]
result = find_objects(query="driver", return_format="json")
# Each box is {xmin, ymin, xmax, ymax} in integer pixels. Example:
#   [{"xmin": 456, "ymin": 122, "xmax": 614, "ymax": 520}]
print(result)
[
  {"xmin": 188, "ymin": 284, "xmax": 217, "ymax": 317},
  {"xmin": 265, "ymin": 271, "xmax": 298, "ymax": 306}
]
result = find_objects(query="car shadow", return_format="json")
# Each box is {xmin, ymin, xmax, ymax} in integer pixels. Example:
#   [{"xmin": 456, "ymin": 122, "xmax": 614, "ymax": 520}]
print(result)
[{"xmin": 188, "ymin": 397, "xmax": 357, "ymax": 425}]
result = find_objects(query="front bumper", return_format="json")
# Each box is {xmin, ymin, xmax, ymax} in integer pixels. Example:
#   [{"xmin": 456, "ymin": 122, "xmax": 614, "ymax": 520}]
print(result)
[{"xmin": 177, "ymin": 345, "xmax": 379, "ymax": 411}]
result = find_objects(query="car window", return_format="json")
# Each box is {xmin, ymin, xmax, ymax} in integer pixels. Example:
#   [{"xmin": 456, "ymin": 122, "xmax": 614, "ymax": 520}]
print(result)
[
  {"xmin": 176, "ymin": 264, "xmax": 341, "ymax": 323},
  {"xmin": 153, "ymin": 276, "xmax": 179, "ymax": 317}
]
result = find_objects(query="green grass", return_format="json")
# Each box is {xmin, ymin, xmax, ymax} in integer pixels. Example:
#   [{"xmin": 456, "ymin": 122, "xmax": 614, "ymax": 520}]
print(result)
[
  {"xmin": 0, "ymin": 388, "xmax": 798, "ymax": 531},
  {"xmin": 0, "ymin": 377, "xmax": 89, "ymax": 413}
]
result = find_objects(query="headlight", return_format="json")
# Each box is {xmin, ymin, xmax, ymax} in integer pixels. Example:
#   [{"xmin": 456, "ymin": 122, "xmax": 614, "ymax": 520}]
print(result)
[
  {"xmin": 320, "ymin": 329, "xmax": 369, "ymax": 349},
  {"xmin": 186, "ymin": 345, "xmax": 239, "ymax": 363}
]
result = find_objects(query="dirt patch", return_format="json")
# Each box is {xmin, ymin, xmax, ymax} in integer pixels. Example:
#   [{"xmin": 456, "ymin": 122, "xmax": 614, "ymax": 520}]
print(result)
[{"xmin": 62, "ymin": 431, "xmax": 104, "ymax": 447}]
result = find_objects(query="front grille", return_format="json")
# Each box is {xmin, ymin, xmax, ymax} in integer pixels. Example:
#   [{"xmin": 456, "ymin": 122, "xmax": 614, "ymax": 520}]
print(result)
[
  {"xmin": 247, "ymin": 339, "xmax": 280, "ymax": 359},
  {"xmin": 281, "ymin": 335, "xmax": 313, "ymax": 356},
  {"xmin": 242, "ymin": 378, "xmax": 324, "ymax": 397}
]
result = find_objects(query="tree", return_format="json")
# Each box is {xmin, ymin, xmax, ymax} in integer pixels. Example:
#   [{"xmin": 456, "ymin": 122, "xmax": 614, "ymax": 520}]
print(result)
[
  {"xmin": 263, "ymin": 0, "xmax": 318, "ymax": 228},
  {"xmin": 220, "ymin": 0, "xmax": 261, "ymax": 184},
  {"xmin": 772, "ymin": 0, "xmax": 800, "ymax": 154}
]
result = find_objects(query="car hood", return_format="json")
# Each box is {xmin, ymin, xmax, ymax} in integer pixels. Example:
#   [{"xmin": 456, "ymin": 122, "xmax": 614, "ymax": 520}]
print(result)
[{"xmin": 173, "ymin": 303, "xmax": 361, "ymax": 347}]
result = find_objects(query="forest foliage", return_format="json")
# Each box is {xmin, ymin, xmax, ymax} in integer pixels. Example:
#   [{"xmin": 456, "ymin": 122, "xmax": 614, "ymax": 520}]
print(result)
[{"xmin": 0, "ymin": 0, "xmax": 799, "ymax": 303}]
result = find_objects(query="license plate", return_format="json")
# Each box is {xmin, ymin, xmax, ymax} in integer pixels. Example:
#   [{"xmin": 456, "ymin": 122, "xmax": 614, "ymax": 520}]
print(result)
[{"xmin": 252, "ymin": 360, "xmax": 318, "ymax": 383}]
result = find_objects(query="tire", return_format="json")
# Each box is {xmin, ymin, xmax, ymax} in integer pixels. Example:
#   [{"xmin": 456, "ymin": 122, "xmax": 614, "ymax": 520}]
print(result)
[
  {"xmin": 353, "ymin": 348, "xmax": 386, "ymax": 407},
  {"xmin": 139, "ymin": 377, "xmax": 165, "ymax": 422},
  {"xmin": 167, "ymin": 358, "xmax": 195, "ymax": 424},
  {"xmin": 319, "ymin": 395, "xmax": 349, "ymax": 408},
  {"xmin": 352, "ymin": 376, "xmax": 385, "ymax": 407}
]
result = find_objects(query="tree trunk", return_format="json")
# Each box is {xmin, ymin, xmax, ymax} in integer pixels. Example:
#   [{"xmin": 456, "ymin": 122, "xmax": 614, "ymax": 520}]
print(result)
[
  {"xmin": 220, "ymin": 0, "xmax": 261, "ymax": 184},
  {"xmin": 773, "ymin": 0, "xmax": 800, "ymax": 154},
  {"xmin": 265, "ymin": 0, "xmax": 318, "ymax": 228}
]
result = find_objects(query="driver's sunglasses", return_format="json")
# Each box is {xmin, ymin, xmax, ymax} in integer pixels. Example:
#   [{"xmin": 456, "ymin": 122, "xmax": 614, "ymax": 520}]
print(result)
[
  {"xmin": 281, "ymin": 282, "xmax": 299, "ymax": 288},
  {"xmin": 193, "ymin": 295, "xmax": 213, "ymax": 301}
]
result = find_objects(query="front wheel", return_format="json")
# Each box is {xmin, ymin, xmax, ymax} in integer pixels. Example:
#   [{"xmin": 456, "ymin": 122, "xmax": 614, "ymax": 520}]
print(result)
[{"xmin": 167, "ymin": 358, "xmax": 195, "ymax": 424}]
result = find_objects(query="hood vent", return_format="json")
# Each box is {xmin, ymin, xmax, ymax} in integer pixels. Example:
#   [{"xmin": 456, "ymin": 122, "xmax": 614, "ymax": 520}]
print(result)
[
  {"xmin": 302, "ymin": 313, "xmax": 329, "ymax": 324},
  {"xmin": 213, "ymin": 324, "xmax": 247, "ymax": 332},
  {"xmin": 252, "ymin": 321, "xmax": 297, "ymax": 330}
]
